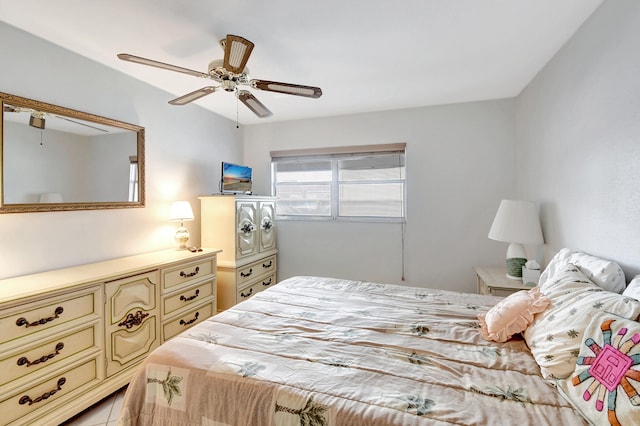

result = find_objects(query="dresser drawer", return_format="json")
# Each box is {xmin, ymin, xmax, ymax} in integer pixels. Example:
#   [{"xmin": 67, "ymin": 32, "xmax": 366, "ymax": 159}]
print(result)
[
  {"xmin": 0, "ymin": 289, "xmax": 99, "ymax": 345},
  {"xmin": 162, "ymin": 278, "xmax": 216, "ymax": 318},
  {"xmin": 1, "ymin": 357, "xmax": 99, "ymax": 425},
  {"xmin": 236, "ymin": 255, "xmax": 276, "ymax": 287},
  {"xmin": 237, "ymin": 273, "xmax": 276, "ymax": 304},
  {"xmin": 162, "ymin": 302, "xmax": 214, "ymax": 341},
  {"xmin": 162, "ymin": 257, "xmax": 216, "ymax": 292},
  {"xmin": 0, "ymin": 324, "xmax": 98, "ymax": 389}
]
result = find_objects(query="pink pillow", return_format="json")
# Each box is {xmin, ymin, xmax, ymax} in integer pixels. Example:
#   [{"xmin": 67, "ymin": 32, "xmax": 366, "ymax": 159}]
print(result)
[{"xmin": 478, "ymin": 287, "xmax": 550, "ymax": 342}]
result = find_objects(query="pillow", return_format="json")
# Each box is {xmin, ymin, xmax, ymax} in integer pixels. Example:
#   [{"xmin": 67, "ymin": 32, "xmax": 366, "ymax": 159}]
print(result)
[
  {"xmin": 540, "ymin": 248, "xmax": 626, "ymax": 294},
  {"xmin": 556, "ymin": 312, "xmax": 640, "ymax": 425},
  {"xmin": 478, "ymin": 287, "xmax": 550, "ymax": 343},
  {"xmin": 623, "ymin": 275, "xmax": 640, "ymax": 301},
  {"xmin": 524, "ymin": 264, "xmax": 640, "ymax": 379},
  {"xmin": 539, "ymin": 247, "xmax": 572, "ymax": 286}
]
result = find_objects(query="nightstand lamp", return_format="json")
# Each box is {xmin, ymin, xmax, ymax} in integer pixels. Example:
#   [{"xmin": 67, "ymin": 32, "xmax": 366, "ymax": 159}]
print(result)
[
  {"xmin": 170, "ymin": 200, "xmax": 195, "ymax": 250},
  {"xmin": 488, "ymin": 199, "xmax": 543, "ymax": 280}
]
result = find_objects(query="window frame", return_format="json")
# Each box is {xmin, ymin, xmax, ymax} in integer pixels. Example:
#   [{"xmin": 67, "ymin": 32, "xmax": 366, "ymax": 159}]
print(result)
[{"xmin": 271, "ymin": 144, "xmax": 407, "ymax": 223}]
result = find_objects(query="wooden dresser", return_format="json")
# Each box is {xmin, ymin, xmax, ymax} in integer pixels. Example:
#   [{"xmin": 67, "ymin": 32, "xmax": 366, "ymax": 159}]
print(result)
[
  {"xmin": 0, "ymin": 248, "xmax": 220, "ymax": 426},
  {"xmin": 200, "ymin": 195, "xmax": 277, "ymax": 311}
]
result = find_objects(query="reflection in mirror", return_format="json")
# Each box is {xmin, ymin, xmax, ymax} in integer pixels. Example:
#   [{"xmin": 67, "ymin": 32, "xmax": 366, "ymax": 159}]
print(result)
[{"xmin": 1, "ymin": 92, "xmax": 145, "ymax": 213}]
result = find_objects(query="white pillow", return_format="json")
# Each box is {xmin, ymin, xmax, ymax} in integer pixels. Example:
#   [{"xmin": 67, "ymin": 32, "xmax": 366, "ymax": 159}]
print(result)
[
  {"xmin": 539, "ymin": 248, "xmax": 626, "ymax": 293},
  {"xmin": 538, "ymin": 248, "xmax": 572, "ymax": 287},
  {"xmin": 524, "ymin": 264, "xmax": 640, "ymax": 379},
  {"xmin": 623, "ymin": 274, "xmax": 640, "ymax": 300}
]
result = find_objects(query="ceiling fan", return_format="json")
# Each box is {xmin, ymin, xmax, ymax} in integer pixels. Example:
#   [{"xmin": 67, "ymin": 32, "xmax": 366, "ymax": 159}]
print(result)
[
  {"xmin": 3, "ymin": 105, "xmax": 108, "ymax": 132},
  {"xmin": 117, "ymin": 34, "xmax": 322, "ymax": 118}
]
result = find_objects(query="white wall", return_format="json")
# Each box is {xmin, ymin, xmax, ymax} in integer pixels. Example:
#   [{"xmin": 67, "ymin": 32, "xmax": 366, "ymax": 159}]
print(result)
[
  {"xmin": 516, "ymin": 0, "xmax": 640, "ymax": 279},
  {"xmin": 0, "ymin": 22, "xmax": 243, "ymax": 279},
  {"xmin": 245, "ymin": 100, "xmax": 517, "ymax": 292}
]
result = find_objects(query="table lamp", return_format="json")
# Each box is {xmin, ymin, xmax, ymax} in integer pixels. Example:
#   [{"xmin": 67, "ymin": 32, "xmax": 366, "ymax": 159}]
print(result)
[
  {"xmin": 488, "ymin": 199, "xmax": 543, "ymax": 279},
  {"xmin": 169, "ymin": 201, "xmax": 195, "ymax": 250}
]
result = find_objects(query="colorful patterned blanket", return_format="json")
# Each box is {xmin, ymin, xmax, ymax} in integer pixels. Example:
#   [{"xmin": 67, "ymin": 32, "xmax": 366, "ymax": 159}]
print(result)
[{"xmin": 119, "ymin": 276, "xmax": 587, "ymax": 425}]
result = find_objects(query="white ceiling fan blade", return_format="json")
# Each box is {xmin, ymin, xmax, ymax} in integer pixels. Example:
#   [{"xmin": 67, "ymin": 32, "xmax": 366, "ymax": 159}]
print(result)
[
  {"xmin": 251, "ymin": 79, "xmax": 322, "ymax": 98},
  {"xmin": 237, "ymin": 90, "xmax": 272, "ymax": 118},
  {"xmin": 117, "ymin": 53, "xmax": 211, "ymax": 79},
  {"xmin": 223, "ymin": 35, "xmax": 254, "ymax": 74},
  {"xmin": 169, "ymin": 87, "xmax": 218, "ymax": 105}
]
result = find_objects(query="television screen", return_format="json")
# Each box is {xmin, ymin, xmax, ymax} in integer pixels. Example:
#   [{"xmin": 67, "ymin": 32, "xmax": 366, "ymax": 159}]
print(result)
[{"xmin": 221, "ymin": 162, "xmax": 252, "ymax": 194}]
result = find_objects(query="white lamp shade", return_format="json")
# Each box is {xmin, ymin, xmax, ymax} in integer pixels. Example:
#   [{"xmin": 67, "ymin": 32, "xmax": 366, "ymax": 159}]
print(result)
[
  {"xmin": 169, "ymin": 201, "xmax": 194, "ymax": 222},
  {"xmin": 488, "ymin": 200, "xmax": 543, "ymax": 244},
  {"xmin": 489, "ymin": 200, "xmax": 543, "ymax": 280}
]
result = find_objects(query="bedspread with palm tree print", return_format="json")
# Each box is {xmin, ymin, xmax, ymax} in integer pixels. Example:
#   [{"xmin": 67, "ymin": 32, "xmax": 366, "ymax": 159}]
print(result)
[{"xmin": 119, "ymin": 276, "xmax": 588, "ymax": 425}]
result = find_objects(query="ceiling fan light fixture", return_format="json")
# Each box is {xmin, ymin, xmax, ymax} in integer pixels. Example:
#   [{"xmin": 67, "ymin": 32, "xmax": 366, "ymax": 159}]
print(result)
[{"xmin": 29, "ymin": 113, "xmax": 45, "ymax": 129}]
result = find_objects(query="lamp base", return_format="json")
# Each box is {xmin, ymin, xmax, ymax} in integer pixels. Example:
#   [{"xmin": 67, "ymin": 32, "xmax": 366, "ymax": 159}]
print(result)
[
  {"xmin": 505, "ymin": 242, "xmax": 527, "ymax": 280},
  {"xmin": 506, "ymin": 257, "xmax": 527, "ymax": 280},
  {"xmin": 175, "ymin": 226, "xmax": 190, "ymax": 250}
]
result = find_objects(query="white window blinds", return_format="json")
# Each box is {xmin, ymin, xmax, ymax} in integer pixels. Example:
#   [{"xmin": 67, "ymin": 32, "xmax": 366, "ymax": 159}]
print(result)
[{"xmin": 271, "ymin": 144, "xmax": 406, "ymax": 221}]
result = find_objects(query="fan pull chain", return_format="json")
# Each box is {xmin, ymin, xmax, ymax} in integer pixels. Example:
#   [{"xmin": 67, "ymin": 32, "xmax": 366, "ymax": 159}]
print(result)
[
  {"xmin": 40, "ymin": 129, "xmax": 44, "ymax": 146},
  {"xmin": 236, "ymin": 91, "xmax": 240, "ymax": 129}
]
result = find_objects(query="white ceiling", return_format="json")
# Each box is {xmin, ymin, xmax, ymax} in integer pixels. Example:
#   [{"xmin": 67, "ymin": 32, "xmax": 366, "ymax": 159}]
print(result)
[{"xmin": 0, "ymin": 0, "xmax": 603, "ymax": 125}]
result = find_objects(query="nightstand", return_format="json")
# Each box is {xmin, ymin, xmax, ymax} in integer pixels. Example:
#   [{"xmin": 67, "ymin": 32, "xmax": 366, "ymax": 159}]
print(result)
[{"xmin": 474, "ymin": 266, "xmax": 534, "ymax": 297}]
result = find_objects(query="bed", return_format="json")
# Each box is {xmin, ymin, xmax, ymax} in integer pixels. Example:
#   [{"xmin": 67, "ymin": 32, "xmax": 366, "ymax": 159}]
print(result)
[{"xmin": 117, "ymin": 253, "xmax": 639, "ymax": 426}]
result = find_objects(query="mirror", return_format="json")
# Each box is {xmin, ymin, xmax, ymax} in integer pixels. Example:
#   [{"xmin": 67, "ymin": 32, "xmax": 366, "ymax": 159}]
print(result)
[{"xmin": 0, "ymin": 92, "xmax": 145, "ymax": 213}]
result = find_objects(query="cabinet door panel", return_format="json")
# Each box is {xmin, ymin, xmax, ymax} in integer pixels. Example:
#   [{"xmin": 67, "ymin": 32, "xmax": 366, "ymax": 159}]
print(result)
[
  {"xmin": 105, "ymin": 270, "xmax": 159, "ymax": 376},
  {"xmin": 259, "ymin": 201, "xmax": 276, "ymax": 252},
  {"xmin": 236, "ymin": 201, "xmax": 258, "ymax": 258},
  {"xmin": 108, "ymin": 320, "xmax": 156, "ymax": 376}
]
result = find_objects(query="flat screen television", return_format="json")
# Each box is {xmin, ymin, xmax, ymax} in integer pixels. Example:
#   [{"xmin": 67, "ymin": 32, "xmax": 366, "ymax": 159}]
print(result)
[{"xmin": 221, "ymin": 162, "xmax": 252, "ymax": 194}]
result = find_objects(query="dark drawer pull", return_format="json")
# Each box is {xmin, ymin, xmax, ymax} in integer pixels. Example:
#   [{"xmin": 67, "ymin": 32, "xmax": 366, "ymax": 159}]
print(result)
[
  {"xmin": 19, "ymin": 377, "xmax": 66, "ymax": 406},
  {"xmin": 180, "ymin": 266, "xmax": 200, "ymax": 278},
  {"xmin": 240, "ymin": 268, "xmax": 253, "ymax": 278},
  {"xmin": 118, "ymin": 310, "xmax": 149, "ymax": 329},
  {"xmin": 180, "ymin": 289, "xmax": 200, "ymax": 302},
  {"xmin": 240, "ymin": 288, "xmax": 253, "ymax": 298},
  {"xmin": 262, "ymin": 278, "xmax": 273, "ymax": 287},
  {"xmin": 180, "ymin": 311, "xmax": 199, "ymax": 326},
  {"xmin": 262, "ymin": 260, "xmax": 273, "ymax": 269},
  {"xmin": 16, "ymin": 306, "xmax": 64, "ymax": 328},
  {"xmin": 17, "ymin": 342, "xmax": 64, "ymax": 367}
]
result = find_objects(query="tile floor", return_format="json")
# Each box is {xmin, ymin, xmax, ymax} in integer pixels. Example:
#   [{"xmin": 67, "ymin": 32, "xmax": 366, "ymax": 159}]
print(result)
[{"xmin": 59, "ymin": 386, "xmax": 126, "ymax": 426}]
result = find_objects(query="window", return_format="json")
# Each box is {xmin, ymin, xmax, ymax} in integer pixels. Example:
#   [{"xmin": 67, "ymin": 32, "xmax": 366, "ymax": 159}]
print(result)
[
  {"xmin": 128, "ymin": 155, "xmax": 138, "ymax": 202},
  {"xmin": 271, "ymin": 144, "xmax": 406, "ymax": 221}
]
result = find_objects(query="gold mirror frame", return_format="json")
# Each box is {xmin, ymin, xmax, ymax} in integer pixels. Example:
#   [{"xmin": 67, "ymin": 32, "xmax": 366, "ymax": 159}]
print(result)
[{"xmin": 0, "ymin": 92, "xmax": 145, "ymax": 213}]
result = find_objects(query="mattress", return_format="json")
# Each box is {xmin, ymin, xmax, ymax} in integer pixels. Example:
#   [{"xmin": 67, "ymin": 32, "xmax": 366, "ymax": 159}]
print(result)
[{"xmin": 119, "ymin": 276, "xmax": 587, "ymax": 425}]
